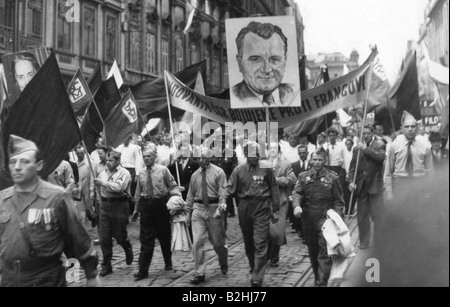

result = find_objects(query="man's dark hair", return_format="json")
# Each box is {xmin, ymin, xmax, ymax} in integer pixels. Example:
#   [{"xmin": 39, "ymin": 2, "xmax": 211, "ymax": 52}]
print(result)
[
  {"xmin": 298, "ymin": 144, "xmax": 308, "ymax": 152},
  {"xmin": 429, "ymin": 132, "xmax": 442, "ymax": 143},
  {"xmin": 313, "ymin": 148, "xmax": 328, "ymax": 160},
  {"xmin": 97, "ymin": 145, "xmax": 108, "ymax": 153},
  {"xmin": 327, "ymin": 128, "xmax": 338, "ymax": 136},
  {"xmin": 236, "ymin": 21, "xmax": 288, "ymax": 58},
  {"xmin": 364, "ymin": 125, "xmax": 374, "ymax": 132}
]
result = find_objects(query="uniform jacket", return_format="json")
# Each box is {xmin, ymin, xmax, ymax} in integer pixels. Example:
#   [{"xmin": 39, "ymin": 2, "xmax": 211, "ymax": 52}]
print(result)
[
  {"xmin": 292, "ymin": 167, "xmax": 344, "ymax": 214},
  {"xmin": 0, "ymin": 179, "xmax": 96, "ymax": 285},
  {"xmin": 348, "ymin": 136, "xmax": 386, "ymax": 195}
]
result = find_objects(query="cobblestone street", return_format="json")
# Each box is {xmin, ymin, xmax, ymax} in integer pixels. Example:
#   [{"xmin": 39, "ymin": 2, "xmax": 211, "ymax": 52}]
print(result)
[{"xmin": 68, "ymin": 213, "xmax": 360, "ymax": 288}]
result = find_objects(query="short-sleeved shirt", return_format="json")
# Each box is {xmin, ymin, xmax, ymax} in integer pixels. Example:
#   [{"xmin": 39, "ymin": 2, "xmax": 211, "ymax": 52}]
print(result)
[
  {"xmin": 97, "ymin": 166, "xmax": 131, "ymax": 198},
  {"xmin": 134, "ymin": 164, "xmax": 181, "ymax": 201}
]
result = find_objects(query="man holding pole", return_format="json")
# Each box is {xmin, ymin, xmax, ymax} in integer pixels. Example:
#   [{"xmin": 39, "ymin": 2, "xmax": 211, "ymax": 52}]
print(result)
[{"xmin": 348, "ymin": 125, "xmax": 386, "ymax": 249}]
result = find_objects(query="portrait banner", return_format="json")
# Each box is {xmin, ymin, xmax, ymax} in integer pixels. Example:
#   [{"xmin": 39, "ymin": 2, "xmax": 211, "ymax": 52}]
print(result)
[
  {"xmin": 165, "ymin": 60, "xmax": 372, "ymax": 129},
  {"xmin": 1, "ymin": 47, "xmax": 49, "ymax": 107},
  {"xmin": 225, "ymin": 16, "xmax": 301, "ymax": 109}
]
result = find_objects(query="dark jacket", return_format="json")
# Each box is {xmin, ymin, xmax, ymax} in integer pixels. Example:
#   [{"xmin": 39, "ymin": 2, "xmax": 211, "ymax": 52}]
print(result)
[
  {"xmin": 291, "ymin": 160, "xmax": 311, "ymax": 178},
  {"xmin": 169, "ymin": 158, "xmax": 199, "ymax": 199},
  {"xmin": 348, "ymin": 136, "xmax": 386, "ymax": 195}
]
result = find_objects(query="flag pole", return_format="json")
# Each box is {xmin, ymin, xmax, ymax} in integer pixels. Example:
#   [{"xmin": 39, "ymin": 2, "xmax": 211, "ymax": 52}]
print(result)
[
  {"xmin": 386, "ymin": 95, "xmax": 396, "ymax": 134},
  {"xmin": 164, "ymin": 71, "xmax": 182, "ymax": 188},
  {"xmin": 347, "ymin": 62, "xmax": 374, "ymax": 222},
  {"xmin": 76, "ymin": 117, "xmax": 96, "ymax": 179},
  {"xmin": 266, "ymin": 106, "xmax": 271, "ymax": 160}
]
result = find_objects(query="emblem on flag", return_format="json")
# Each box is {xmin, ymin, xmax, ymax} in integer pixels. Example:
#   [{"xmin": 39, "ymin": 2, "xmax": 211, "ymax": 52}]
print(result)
[
  {"xmin": 122, "ymin": 98, "xmax": 137, "ymax": 123},
  {"xmin": 69, "ymin": 77, "xmax": 87, "ymax": 103}
]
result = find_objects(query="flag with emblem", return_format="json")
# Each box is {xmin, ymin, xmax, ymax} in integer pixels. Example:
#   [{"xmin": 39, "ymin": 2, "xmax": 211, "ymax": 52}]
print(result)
[
  {"xmin": 1, "ymin": 52, "xmax": 81, "ymax": 189},
  {"xmin": 104, "ymin": 90, "xmax": 141, "ymax": 148},
  {"xmin": 80, "ymin": 77, "xmax": 121, "ymax": 153},
  {"xmin": 67, "ymin": 68, "xmax": 93, "ymax": 115}
]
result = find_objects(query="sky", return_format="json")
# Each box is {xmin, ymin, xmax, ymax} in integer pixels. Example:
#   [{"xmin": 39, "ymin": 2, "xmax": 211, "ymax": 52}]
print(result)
[{"xmin": 295, "ymin": 0, "xmax": 429, "ymax": 83}]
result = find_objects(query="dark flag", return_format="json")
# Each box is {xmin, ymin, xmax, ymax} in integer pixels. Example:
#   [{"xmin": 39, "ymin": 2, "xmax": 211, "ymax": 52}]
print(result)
[
  {"xmin": 81, "ymin": 77, "xmax": 121, "ymax": 153},
  {"xmin": 88, "ymin": 60, "xmax": 102, "ymax": 96},
  {"xmin": 67, "ymin": 68, "xmax": 93, "ymax": 115},
  {"xmin": 104, "ymin": 90, "xmax": 141, "ymax": 148},
  {"xmin": 131, "ymin": 60, "xmax": 206, "ymax": 117},
  {"xmin": 388, "ymin": 51, "xmax": 421, "ymax": 130},
  {"xmin": 1, "ymin": 52, "xmax": 81, "ymax": 189}
]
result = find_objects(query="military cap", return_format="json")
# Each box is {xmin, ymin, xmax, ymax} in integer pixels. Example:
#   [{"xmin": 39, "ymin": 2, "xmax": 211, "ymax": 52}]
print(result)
[
  {"xmin": 8, "ymin": 134, "xmax": 38, "ymax": 157},
  {"xmin": 401, "ymin": 111, "xmax": 417, "ymax": 124},
  {"xmin": 107, "ymin": 147, "xmax": 122, "ymax": 159},
  {"xmin": 429, "ymin": 132, "xmax": 442, "ymax": 143}
]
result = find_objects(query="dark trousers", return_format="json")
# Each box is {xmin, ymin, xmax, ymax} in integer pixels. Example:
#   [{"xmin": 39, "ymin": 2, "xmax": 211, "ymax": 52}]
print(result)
[
  {"xmin": 356, "ymin": 189, "xmax": 383, "ymax": 247},
  {"xmin": 288, "ymin": 201, "xmax": 302, "ymax": 234},
  {"xmin": 343, "ymin": 181, "xmax": 357, "ymax": 215},
  {"xmin": 1, "ymin": 260, "xmax": 65, "ymax": 287},
  {"xmin": 126, "ymin": 168, "xmax": 137, "ymax": 214},
  {"xmin": 238, "ymin": 198, "xmax": 271, "ymax": 284},
  {"xmin": 137, "ymin": 198, "xmax": 172, "ymax": 273},
  {"xmin": 99, "ymin": 200, "xmax": 131, "ymax": 268},
  {"xmin": 302, "ymin": 208, "xmax": 332, "ymax": 286}
]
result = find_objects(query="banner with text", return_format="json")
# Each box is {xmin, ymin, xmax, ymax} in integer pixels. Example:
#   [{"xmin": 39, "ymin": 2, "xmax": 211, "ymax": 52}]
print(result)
[{"xmin": 165, "ymin": 61, "xmax": 373, "ymax": 128}]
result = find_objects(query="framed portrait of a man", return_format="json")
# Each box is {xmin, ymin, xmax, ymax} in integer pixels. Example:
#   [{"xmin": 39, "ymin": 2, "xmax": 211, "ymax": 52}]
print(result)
[
  {"xmin": 225, "ymin": 16, "xmax": 301, "ymax": 109},
  {"xmin": 1, "ymin": 47, "xmax": 49, "ymax": 107}
]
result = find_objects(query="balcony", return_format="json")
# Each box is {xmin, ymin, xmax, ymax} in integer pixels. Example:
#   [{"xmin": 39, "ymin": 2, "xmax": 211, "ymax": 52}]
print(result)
[{"xmin": 0, "ymin": 24, "xmax": 43, "ymax": 54}]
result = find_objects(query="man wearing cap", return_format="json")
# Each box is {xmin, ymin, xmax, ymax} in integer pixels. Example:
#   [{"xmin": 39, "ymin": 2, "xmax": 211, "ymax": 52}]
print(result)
[
  {"xmin": 222, "ymin": 143, "xmax": 280, "ymax": 287},
  {"xmin": 384, "ymin": 111, "xmax": 433, "ymax": 206},
  {"xmin": 132, "ymin": 144, "xmax": 181, "ymax": 281},
  {"xmin": 94, "ymin": 148, "xmax": 134, "ymax": 277},
  {"xmin": 429, "ymin": 132, "xmax": 448, "ymax": 171},
  {"xmin": 0, "ymin": 135, "xmax": 99, "ymax": 287},
  {"xmin": 292, "ymin": 148, "xmax": 345, "ymax": 287},
  {"xmin": 185, "ymin": 147, "xmax": 228, "ymax": 285}
]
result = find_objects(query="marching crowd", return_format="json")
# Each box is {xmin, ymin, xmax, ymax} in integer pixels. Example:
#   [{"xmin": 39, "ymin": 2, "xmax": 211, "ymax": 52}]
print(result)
[{"xmin": 0, "ymin": 110, "xmax": 448, "ymax": 287}]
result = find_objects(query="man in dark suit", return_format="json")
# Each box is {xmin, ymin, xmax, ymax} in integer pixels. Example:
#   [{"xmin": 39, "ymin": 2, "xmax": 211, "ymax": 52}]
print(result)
[
  {"xmin": 169, "ymin": 143, "xmax": 199, "ymax": 200},
  {"xmin": 289, "ymin": 145, "xmax": 310, "ymax": 240},
  {"xmin": 348, "ymin": 125, "xmax": 386, "ymax": 250},
  {"xmin": 291, "ymin": 145, "xmax": 311, "ymax": 177},
  {"xmin": 231, "ymin": 21, "xmax": 297, "ymax": 108}
]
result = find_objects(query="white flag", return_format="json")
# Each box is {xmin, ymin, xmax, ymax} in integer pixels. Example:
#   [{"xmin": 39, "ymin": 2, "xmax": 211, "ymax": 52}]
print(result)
[
  {"xmin": 183, "ymin": 2, "xmax": 196, "ymax": 35},
  {"xmin": 421, "ymin": 42, "xmax": 449, "ymax": 85},
  {"xmin": 107, "ymin": 60, "xmax": 124, "ymax": 89}
]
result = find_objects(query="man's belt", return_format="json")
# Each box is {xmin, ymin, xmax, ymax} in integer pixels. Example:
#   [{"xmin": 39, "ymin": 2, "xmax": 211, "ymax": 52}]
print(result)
[
  {"xmin": 1, "ymin": 255, "xmax": 60, "ymax": 272},
  {"xmin": 140, "ymin": 196, "xmax": 166, "ymax": 202},
  {"xmin": 196, "ymin": 198, "xmax": 219, "ymax": 204},
  {"xmin": 101, "ymin": 197, "xmax": 129, "ymax": 203},
  {"xmin": 393, "ymin": 176, "xmax": 425, "ymax": 181},
  {"xmin": 242, "ymin": 196, "xmax": 270, "ymax": 201}
]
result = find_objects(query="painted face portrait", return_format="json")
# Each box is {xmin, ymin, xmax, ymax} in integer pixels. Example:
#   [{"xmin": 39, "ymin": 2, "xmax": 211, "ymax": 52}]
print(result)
[
  {"xmin": 13, "ymin": 55, "xmax": 40, "ymax": 92},
  {"xmin": 238, "ymin": 32, "xmax": 287, "ymax": 95},
  {"xmin": 227, "ymin": 18, "xmax": 300, "ymax": 109}
]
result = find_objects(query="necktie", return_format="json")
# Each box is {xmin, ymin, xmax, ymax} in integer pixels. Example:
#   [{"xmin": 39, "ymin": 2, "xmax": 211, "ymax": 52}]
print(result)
[
  {"xmin": 406, "ymin": 142, "xmax": 413, "ymax": 176},
  {"xmin": 202, "ymin": 167, "xmax": 209, "ymax": 206},
  {"xmin": 263, "ymin": 94, "xmax": 275, "ymax": 106},
  {"xmin": 147, "ymin": 168, "xmax": 154, "ymax": 198},
  {"xmin": 300, "ymin": 161, "xmax": 304, "ymax": 171}
]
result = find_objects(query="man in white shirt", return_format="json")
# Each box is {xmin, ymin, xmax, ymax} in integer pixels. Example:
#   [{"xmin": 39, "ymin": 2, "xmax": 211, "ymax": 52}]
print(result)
[
  {"xmin": 280, "ymin": 133, "xmax": 300, "ymax": 164},
  {"xmin": 116, "ymin": 136, "xmax": 144, "ymax": 214},
  {"xmin": 326, "ymin": 128, "xmax": 346, "ymax": 190},
  {"xmin": 156, "ymin": 134, "xmax": 176, "ymax": 167}
]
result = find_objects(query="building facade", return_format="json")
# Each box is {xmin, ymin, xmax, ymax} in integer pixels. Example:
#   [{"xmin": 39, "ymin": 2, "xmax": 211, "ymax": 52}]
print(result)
[{"xmin": 0, "ymin": 0, "xmax": 305, "ymax": 93}]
